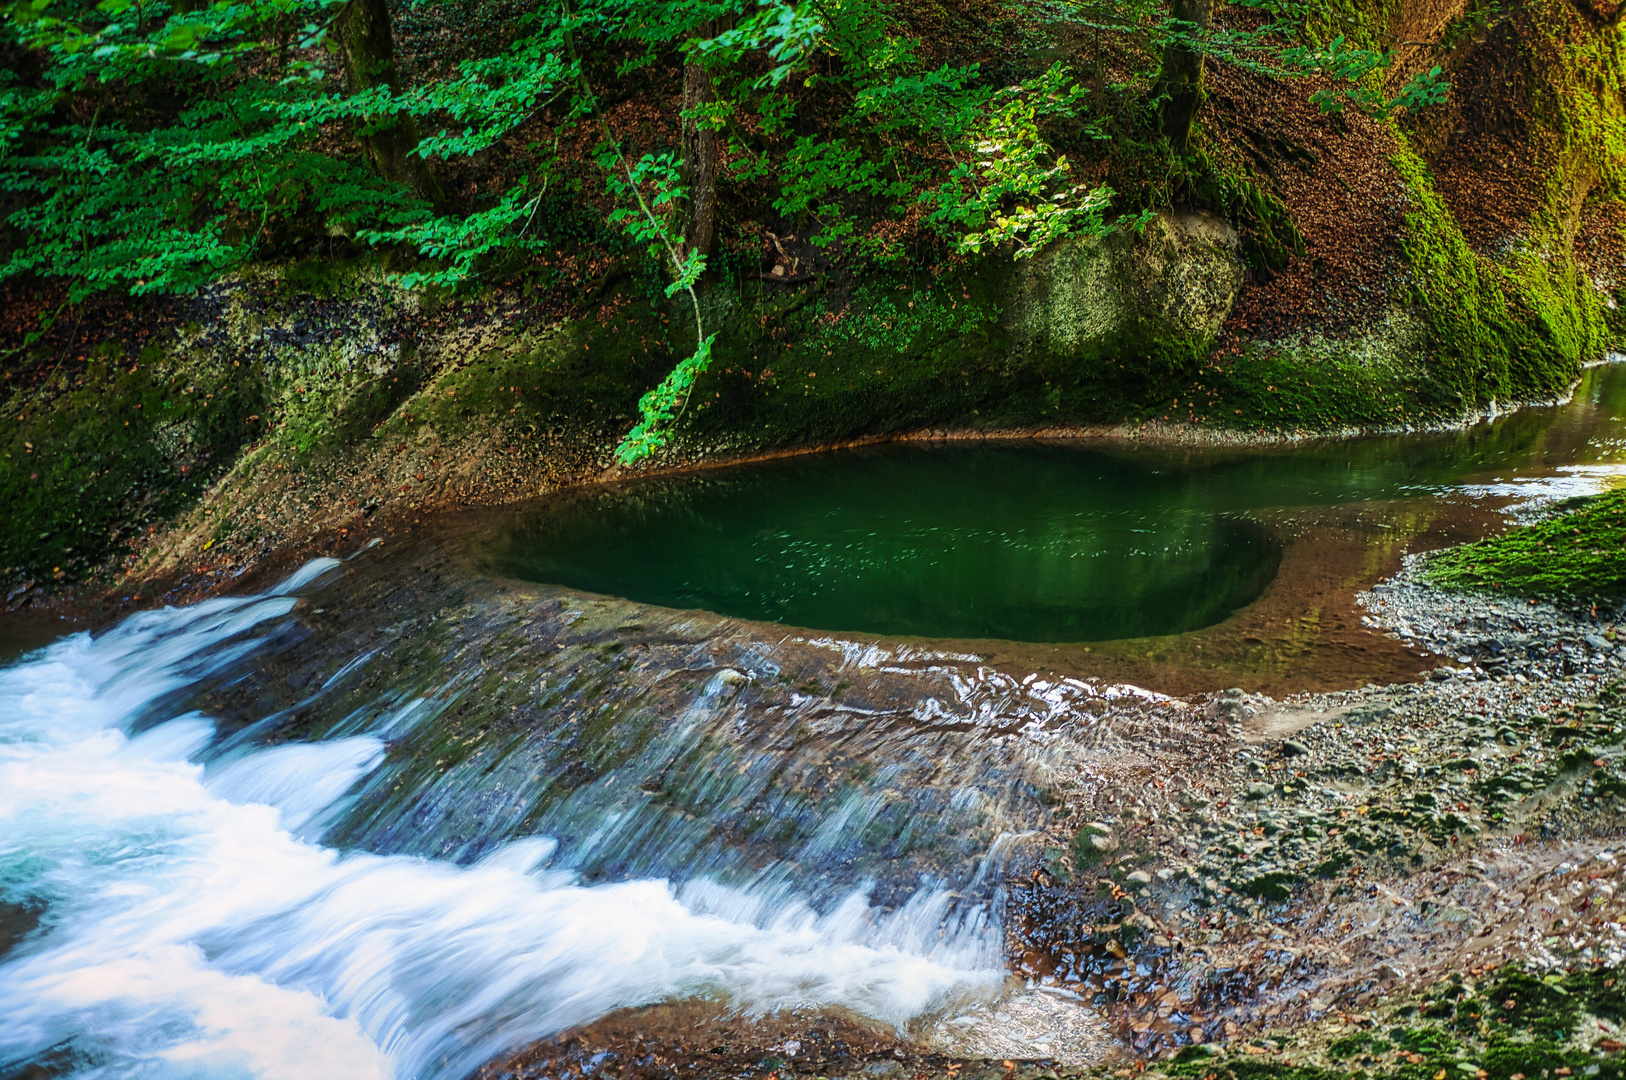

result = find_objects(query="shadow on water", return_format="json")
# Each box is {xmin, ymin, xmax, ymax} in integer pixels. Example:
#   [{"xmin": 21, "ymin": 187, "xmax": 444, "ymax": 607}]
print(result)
[{"xmin": 493, "ymin": 447, "xmax": 1286, "ymax": 643}]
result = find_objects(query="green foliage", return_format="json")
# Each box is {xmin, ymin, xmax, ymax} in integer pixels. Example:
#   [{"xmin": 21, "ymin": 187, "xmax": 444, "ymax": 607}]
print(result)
[
  {"xmin": 1062, "ymin": 0, "xmax": 1454, "ymax": 123},
  {"xmin": 1423, "ymin": 487, "xmax": 1626, "ymax": 601},
  {"xmin": 0, "ymin": 0, "xmax": 1468, "ymax": 478},
  {"xmin": 614, "ymin": 333, "xmax": 717, "ymax": 464},
  {"xmin": 774, "ymin": 137, "xmax": 910, "ymax": 246},
  {"xmin": 594, "ymin": 149, "xmax": 708, "ymax": 300},
  {"xmin": 0, "ymin": 0, "xmax": 566, "ymax": 302},
  {"xmin": 582, "ymin": 0, "xmax": 1140, "ymax": 459},
  {"xmin": 360, "ymin": 187, "xmax": 549, "ymax": 288},
  {"xmin": 922, "ymin": 64, "xmax": 1126, "ymax": 258}
]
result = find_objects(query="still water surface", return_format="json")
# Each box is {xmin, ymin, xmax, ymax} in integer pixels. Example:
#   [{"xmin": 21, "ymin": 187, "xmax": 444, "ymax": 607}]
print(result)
[{"xmin": 499, "ymin": 363, "xmax": 1626, "ymax": 642}]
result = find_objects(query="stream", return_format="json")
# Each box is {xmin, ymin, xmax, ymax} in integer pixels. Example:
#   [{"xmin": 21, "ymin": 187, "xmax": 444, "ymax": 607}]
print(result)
[{"xmin": 2, "ymin": 364, "xmax": 1625, "ymax": 1079}]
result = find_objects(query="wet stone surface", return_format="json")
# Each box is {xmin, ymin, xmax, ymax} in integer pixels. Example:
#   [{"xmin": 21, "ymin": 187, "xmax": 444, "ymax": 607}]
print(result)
[
  {"xmin": 162, "ymin": 541, "xmax": 1626, "ymax": 1078},
  {"xmin": 181, "ymin": 545, "xmax": 1215, "ymax": 922},
  {"xmin": 985, "ymin": 559, "xmax": 1626, "ymax": 1064}
]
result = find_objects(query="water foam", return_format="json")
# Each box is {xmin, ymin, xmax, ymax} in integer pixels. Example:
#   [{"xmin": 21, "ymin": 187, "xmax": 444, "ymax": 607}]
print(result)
[{"xmin": 0, "ymin": 568, "xmax": 1002, "ymax": 1080}]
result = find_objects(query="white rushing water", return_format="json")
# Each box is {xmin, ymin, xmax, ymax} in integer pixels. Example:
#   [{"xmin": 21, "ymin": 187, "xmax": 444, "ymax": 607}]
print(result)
[{"xmin": 0, "ymin": 563, "xmax": 1002, "ymax": 1080}]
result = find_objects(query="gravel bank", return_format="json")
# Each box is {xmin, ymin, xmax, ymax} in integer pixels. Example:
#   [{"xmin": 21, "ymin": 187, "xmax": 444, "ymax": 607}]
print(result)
[{"xmin": 982, "ymin": 558, "xmax": 1626, "ymax": 1062}]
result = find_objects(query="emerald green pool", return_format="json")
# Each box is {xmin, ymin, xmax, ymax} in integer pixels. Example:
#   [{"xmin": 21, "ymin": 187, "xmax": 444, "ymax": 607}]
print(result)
[
  {"xmin": 496, "ymin": 363, "xmax": 1626, "ymax": 643},
  {"xmin": 500, "ymin": 446, "xmax": 1282, "ymax": 641}
]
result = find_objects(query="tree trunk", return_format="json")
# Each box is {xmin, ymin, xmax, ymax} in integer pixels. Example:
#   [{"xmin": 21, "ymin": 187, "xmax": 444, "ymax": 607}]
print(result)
[
  {"xmin": 678, "ymin": 26, "xmax": 724, "ymax": 267},
  {"xmin": 335, "ymin": 0, "xmax": 444, "ymax": 208},
  {"xmin": 1154, "ymin": 0, "xmax": 1213, "ymax": 154}
]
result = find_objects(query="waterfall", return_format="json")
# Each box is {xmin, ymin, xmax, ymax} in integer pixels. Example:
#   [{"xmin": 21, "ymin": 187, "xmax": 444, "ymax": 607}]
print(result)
[{"xmin": 0, "ymin": 564, "xmax": 1004, "ymax": 1080}]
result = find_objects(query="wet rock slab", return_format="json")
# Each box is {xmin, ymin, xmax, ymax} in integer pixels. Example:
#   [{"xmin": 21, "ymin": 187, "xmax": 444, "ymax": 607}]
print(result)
[{"xmin": 169, "ymin": 541, "xmax": 1626, "ymax": 1075}]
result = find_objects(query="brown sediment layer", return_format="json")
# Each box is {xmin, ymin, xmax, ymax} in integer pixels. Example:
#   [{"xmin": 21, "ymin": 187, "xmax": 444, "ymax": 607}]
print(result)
[{"xmin": 476, "ymin": 1003, "xmax": 913, "ymax": 1080}]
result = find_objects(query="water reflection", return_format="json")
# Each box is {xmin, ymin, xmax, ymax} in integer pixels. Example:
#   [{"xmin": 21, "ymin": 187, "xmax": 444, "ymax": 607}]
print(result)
[
  {"xmin": 499, "ymin": 450, "xmax": 1283, "ymax": 642},
  {"xmin": 496, "ymin": 363, "xmax": 1626, "ymax": 643}
]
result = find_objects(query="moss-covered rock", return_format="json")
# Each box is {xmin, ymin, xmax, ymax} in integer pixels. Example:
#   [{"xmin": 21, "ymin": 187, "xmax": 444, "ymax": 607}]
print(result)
[
  {"xmin": 1007, "ymin": 210, "xmax": 1245, "ymax": 362},
  {"xmin": 0, "ymin": 347, "xmax": 266, "ymax": 586}
]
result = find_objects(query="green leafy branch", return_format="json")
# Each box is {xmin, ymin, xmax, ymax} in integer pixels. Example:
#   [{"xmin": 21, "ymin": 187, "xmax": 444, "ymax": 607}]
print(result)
[
  {"xmin": 559, "ymin": 0, "xmax": 713, "ymax": 466},
  {"xmin": 922, "ymin": 64, "xmax": 1120, "ymax": 257}
]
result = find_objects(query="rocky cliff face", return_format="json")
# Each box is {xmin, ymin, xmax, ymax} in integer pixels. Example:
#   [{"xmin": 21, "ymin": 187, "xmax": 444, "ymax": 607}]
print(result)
[
  {"xmin": 50, "ymin": 217, "xmax": 1252, "ymax": 596},
  {"xmin": 1206, "ymin": 0, "xmax": 1625, "ymax": 415}
]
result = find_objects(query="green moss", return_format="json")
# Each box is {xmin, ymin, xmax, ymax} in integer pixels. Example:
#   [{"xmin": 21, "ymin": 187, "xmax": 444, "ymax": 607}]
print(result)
[
  {"xmin": 1196, "ymin": 342, "xmax": 1436, "ymax": 430},
  {"xmin": 1313, "ymin": 852, "xmax": 1354, "ymax": 878},
  {"xmin": 268, "ymin": 348, "xmax": 429, "ymax": 462},
  {"xmin": 1392, "ymin": 148, "xmax": 1579, "ymax": 411},
  {"xmin": 682, "ymin": 274, "xmax": 1014, "ymax": 446},
  {"xmin": 0, "ymin": 354, "xmax": 264, "ymax": 583},
  {"xmin": 373, "ymin": 306, "xmax": 675, "ymax": 450},
  {"xmin": 1384, "ymin": 0, "xmax": 1626, "ymax": 419},
  {"xmin": 1158, "ymin": 963, "xmax": 1626, "ymax": 1080},
  {"xmin": 1423, "ymin": 487, "xmax": 1626, "ymax": 600},
  {"xmin": 546, "ymin": 261, "xmax": 1219, "ymax": 461},
  {"xmin": 1071, "ymin": 824, "xmax": 1113, "ymax": 870},
  {"xmin": 1327, "ymin": 1032, "xmax": 1390, "ymax": 1059},
  {"xmin": 1187, "ymin": 150, "xmax": 1308, "ymax": 278},
  {"xmin": 1236, "ymin": 870, "xmax": 1300, "ymax": 903}
]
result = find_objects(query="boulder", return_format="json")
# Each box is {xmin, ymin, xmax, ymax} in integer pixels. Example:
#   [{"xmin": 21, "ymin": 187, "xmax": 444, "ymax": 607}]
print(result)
[{"xmin": 1006, "ymin": 210, "xmax": 1245, "ymax": 364}]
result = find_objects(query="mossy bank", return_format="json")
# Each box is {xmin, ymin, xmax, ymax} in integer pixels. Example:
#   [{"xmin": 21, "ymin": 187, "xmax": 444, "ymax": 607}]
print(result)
[{"xmin": 5, "ymin": 0, "xmax": 1626, "ymax": 595}]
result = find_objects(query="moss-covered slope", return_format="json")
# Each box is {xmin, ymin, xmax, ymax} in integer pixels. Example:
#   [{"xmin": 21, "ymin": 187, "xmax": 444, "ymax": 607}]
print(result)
[{"xmin": 1424, "ymin": 488, "xmax": 1626, "ymax": 601}]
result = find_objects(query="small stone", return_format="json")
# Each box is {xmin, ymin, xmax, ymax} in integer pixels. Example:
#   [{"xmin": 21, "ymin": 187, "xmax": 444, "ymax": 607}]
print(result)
[
  {"xmin": 1245, "ymin": 782, "xmax": 1274, "ymax": 800},
  {"xmin": 1587, "ymin": 634, "xmax": 1611, "ymax": 652},
  {"xmin": 1126, "ymin": 869, "xmax": 1153, "ymax": 886},
  {"xmin": 1281, "ymin": 739, "xmax": 1310, "ymax": 758}
]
